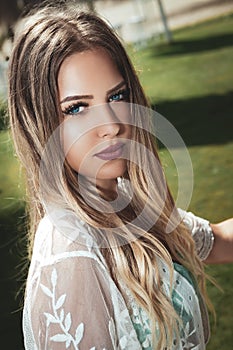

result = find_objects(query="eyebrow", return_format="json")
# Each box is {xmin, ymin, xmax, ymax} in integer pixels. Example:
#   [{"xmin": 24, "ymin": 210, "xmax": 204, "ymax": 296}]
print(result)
[
  {"xmin": 60, "ymin": 94, "xmax": 93, "ymax": 104},
  {"xmin": 60, "ymin": 80, "xmax": 126, "ymax": 104}
]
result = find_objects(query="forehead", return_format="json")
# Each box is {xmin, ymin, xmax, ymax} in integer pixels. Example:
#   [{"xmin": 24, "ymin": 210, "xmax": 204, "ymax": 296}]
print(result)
[{"xmin": 58, "ymin": 49, "xmax": 123, "ymax": 97}]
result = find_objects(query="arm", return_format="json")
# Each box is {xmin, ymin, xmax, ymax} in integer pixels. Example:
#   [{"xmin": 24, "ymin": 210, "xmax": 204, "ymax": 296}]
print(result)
[{"xmin": 205, "ymin": 218, "xmax": 233, "ymax": 264}]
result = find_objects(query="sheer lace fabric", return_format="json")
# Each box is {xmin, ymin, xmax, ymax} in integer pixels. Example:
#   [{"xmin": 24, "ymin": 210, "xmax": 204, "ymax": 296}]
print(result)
[
  {"xmin": 23, "ymin": 209, "xmax": 214, "ymax": 349},
  {"xmin": 177, "ymin": 208, "xmax": 214, "ymax": 261}
]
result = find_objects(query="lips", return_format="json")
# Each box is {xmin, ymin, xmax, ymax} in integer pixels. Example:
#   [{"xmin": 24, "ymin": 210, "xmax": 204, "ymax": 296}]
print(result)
[{"xmin": 94, "ymin": 142, "xmax": 125, "ymax": 160}]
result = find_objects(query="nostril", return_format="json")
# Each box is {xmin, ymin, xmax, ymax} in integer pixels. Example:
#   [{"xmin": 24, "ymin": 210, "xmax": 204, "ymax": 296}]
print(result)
[{"xmin": 99, "ymin": 122, "xmax": 121, "ymax": 138}]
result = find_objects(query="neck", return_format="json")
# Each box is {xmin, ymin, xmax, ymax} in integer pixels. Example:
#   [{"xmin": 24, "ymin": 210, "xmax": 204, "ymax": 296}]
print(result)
[
  {"xmin": 86, "ymin": 177, "xmax": 118, "ymax": 201},
  {"xmin": 97, "ymin": 179, "xmax": 118, "ymax": 201}
]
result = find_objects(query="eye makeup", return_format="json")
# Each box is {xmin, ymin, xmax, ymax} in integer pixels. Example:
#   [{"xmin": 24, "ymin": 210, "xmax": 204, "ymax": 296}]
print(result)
[
  {"xmin": 108, "ymin": 87, "xmax": 130, "ymax": 103},
  {"xmin": 61, "ymin": 81, "xmax": 130, "ymax": 116},
  {"xmin": 62, "ymin": 102, "xmax": 89, "ymax": 116}
]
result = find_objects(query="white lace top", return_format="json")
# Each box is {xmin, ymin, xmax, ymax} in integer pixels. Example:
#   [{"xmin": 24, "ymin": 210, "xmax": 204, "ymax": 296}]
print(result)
[{"xmin": 23, "ymin": 208, "xmax": 214, "ymax": 350}]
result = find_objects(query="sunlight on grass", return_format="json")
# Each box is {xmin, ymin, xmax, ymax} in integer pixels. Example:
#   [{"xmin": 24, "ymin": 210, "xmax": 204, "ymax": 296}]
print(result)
[
  {"xmin": 130, "ymin": 13, "xmax": 233, "ymax": 102},
  {"xmin": 160, "ymin": 142, "xmax": 233, "ymax": 221}
]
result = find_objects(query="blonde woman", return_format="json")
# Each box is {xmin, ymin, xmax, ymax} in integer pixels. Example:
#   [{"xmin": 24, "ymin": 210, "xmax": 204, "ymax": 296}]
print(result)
[{"xmin": 8, "ymin": 4, "xmax": 233, "ymax": 350}]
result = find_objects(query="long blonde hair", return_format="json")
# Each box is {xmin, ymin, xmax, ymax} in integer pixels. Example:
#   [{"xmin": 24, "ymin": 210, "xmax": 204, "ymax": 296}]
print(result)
[{"xmin": 9, "ymin": 3, "xmax": 211, "ymax": 348}]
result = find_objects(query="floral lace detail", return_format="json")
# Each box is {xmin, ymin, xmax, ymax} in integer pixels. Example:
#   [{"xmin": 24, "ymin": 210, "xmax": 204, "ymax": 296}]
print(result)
[
  {"xmin": 41, "ymin": 267, "xmax": 113, "ymax": 350},
  {"xmin": 40, "ymin": 266, "xmax": 141, "ymax": 350},
  {"xmin": 177, "ymin": 208, "xmax": 214, "ymax": 261}
]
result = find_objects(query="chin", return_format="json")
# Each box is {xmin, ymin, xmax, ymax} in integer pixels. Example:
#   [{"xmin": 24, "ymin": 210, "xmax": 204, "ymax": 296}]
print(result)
[{"xmin": 96, "ymin": 159, "xmax": 127, "ymax": 180}]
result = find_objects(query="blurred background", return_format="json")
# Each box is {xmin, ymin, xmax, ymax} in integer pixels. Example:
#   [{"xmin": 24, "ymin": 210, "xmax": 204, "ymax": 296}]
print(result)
[{"xmin": 0, "ymin": 0, "xmax": 233, "ymax": 349}]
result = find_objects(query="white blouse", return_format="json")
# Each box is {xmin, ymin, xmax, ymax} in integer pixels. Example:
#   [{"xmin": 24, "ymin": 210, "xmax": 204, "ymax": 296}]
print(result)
[{"xmin": 23, "ymin": 207, "xmax": 214, "ymax": 350}]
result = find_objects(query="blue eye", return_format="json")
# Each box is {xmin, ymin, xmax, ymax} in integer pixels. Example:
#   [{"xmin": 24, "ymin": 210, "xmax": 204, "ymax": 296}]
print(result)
[
  {"xmin": 109, "ymin": 93, "xmax": 123, "ymax": 102},
  {"xmin": 109, "ymin": 89, "xmax": 130, "ymax": 103},
  {"xmin": 62, "ymin": 103, "xmax": 87, "ymax": 116}
]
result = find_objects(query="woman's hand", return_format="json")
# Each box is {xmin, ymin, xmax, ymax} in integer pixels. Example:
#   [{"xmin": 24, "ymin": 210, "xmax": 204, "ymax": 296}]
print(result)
[{"xmin": 205, "ymin": 218, "xmax": 233, "ymax": 264}]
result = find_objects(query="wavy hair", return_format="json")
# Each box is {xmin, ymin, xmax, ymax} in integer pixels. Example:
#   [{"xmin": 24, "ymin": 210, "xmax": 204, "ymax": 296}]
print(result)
[{"xmin": 8, "ymin": 3, "xmax": 212, "ymax": 349}]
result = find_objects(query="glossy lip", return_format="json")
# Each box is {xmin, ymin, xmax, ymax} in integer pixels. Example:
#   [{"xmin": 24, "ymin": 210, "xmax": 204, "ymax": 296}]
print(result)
[{"xmin": 94, "ymin": 142, "xmax": 125, "ymax": 160}]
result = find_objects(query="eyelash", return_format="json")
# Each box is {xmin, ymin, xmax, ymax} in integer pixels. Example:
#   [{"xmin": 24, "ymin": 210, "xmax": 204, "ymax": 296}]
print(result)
[
  {"xmin": 62, "ymin": 102, "xmax": 88, "ymax": 116},
  {"xmin": 62, "ymin": 88, "xmax": 130, "ymax": 116},
  {"xmin": 108, "ymin": 88, "xmax": 130, "ymax": 103}
]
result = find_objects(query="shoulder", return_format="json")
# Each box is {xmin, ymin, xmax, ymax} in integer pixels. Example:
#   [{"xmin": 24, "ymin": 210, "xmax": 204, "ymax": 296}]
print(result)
[
  {"xmin": 26, "ymin": 213, "xmax": 109, "ymax": 301},
  {"xmin": 34, "ymin": 214, "xmax": 54, "ymax": 245},
  {"xmin": 31, "ymin": 211, "xmax": 105, "ymax": 268}
]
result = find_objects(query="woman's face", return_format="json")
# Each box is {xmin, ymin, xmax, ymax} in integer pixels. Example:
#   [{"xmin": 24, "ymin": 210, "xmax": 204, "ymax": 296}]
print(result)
[{"xmin": 58, "ymin": 49, "xmax": 132, "ymax": 191}]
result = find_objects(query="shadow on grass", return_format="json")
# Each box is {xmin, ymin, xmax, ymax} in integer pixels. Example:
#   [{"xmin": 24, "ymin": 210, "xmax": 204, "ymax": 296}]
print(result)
[
  {"xmin": 152, "ymin": 91, "xmax": 233, "ymax": 147},
  {"xmin": 0, "ymin": 206, "xmax": 27, "ymax": 349},
  {"xmin": 151, "ymin": 33, "xmax": 233, "ymax": 57}
]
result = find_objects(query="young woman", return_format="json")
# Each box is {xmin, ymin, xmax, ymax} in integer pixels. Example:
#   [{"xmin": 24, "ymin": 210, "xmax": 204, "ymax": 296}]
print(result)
[{"xmin": 8, "ymin": 4, "xmax": 233, "ymax": 350}]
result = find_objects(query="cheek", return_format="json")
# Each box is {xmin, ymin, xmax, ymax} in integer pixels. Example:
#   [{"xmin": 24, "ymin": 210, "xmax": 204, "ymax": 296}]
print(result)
[
  {"xmin": 62, "ymin": 121, "xmax": 103, "ymax": 178},
  {"xmin": 62, "ymin": 119, "xmax": 92, "ymax": 173},
  {"xmin": 62, "ymin": 118, "xmax": 88, "ymax": 156}
]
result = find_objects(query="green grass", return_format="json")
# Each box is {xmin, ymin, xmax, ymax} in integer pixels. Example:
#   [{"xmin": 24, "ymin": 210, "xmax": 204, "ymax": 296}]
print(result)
[
  {"xmin": 130, "ymin": 13, "xmax": 233, "ymax": 350},
  {"xmin": 160, "ymin": 142, "xmax": 233, "ymax": 221},
  {"xmin": 130, "ymin": 13, "xmax": 233, "ymax": 102},
  {"xmin": 1, "ymin": 12, "xmax": 233, "ymax": 349}
]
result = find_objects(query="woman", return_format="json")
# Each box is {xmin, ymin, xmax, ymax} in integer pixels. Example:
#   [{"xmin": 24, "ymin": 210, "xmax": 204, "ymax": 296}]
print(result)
[{"xmin": 8, "ymin": 3, "xmax": 232, "ymax": 349}]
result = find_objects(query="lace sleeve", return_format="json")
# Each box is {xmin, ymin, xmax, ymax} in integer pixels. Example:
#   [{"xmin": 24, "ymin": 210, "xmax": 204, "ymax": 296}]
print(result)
[
  {"xmin": 23, "ymin": 254, "xmax": 119, "ymax": 350},
  {"xmin": 177, "ymin": 208, "xmax": 215, "ymax": 260}
]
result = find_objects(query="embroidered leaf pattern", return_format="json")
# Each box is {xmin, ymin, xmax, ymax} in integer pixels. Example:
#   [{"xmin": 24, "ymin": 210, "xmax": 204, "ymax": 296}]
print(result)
[
  {"xmin": 40, "ymin": 284, "xmax": 53, "ymax": 298},
  {"xmin": 60, "ymin": 308, "xmax": 64, "ymax": 323},
  {"xmin": 75, "ymin": 323, "xmax": 84, "ymax": 345},
  {"xmin": 66, "ymin": 338, "xmax": 71, "ymax": 348},
  {"xmin": 44, "ymin": 312, "xmax": 59, "ymax": 325},
  {"xmin": 51, "ymin": 268, "xmax": 57, "ymax": 287},
  {"xmin": 40, "ymin": 267, "xmax": 118, "ymax": 349},
  {"xmin": 64, "ymin": 312, "xmax": 71, "ymax": 332},
  {"xmin": 51, "ymin": 334, "xmax": 69, "ymax": 342},
  {"xmin": 55, "ymin": 294, "xmax": 66, "ymax": 310},
  {"xmin": 40, "ymin": 268, "xmax": 84, "ymax": 350}
]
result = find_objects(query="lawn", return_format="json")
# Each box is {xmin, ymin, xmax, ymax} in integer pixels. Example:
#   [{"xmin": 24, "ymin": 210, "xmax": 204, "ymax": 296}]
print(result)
[
  {"xmin": 0, "ymin": 12, "xmax": 233, "ymax": 350},
  {"xmin": 130, "ymin": 13, "xmax": 233, "ymax": 350}
]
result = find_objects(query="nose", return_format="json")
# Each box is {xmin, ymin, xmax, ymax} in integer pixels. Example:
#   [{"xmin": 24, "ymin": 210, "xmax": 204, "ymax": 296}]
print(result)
[{"xmin": 97, "ymin": 104, "xmax": 121, "ymax": 138}]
